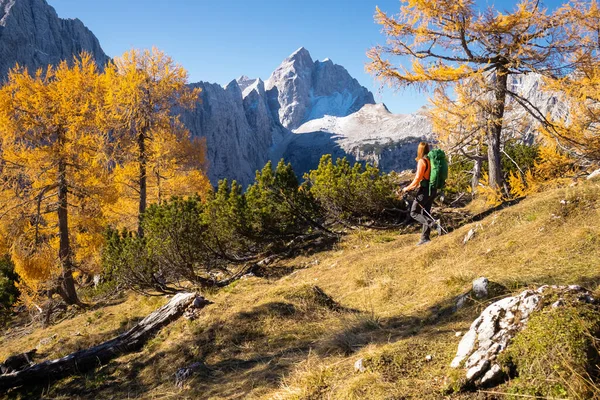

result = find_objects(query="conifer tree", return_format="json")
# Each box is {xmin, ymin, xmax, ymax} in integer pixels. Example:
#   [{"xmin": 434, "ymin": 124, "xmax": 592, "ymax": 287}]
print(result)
[
  {"xmin": 0, "ymin": 54, "xmax": 108, "ymax": 305},
  {"xmin": 104, "ymin": 48, "xmax": 203, "ymax": 236},
  {"xmin": 367, "ymin": 0, "xmax": 595, "ymax": 189},
  {"xmin": 541, "ymin": 0, "xmax": 600, "ymax": 166},
  {"xmin": 428, "ymin": 78, "xmax": 524, "ymax": 192}
]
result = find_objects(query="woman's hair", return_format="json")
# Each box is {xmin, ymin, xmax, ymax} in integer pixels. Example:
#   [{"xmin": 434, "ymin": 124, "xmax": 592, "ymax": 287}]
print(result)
[{"xmin": 415, "ymin": 142, "xmax": 430, "ymax": 161}]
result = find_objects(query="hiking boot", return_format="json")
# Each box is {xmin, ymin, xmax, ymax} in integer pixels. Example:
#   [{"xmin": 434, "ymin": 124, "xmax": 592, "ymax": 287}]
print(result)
[
  {"xmin": 416, "ymin": 238, "xmax": 431, "ymax": 246},
  {"xmin": 428, "ymin": 219, "xmax": 443, "ymax": 236}
]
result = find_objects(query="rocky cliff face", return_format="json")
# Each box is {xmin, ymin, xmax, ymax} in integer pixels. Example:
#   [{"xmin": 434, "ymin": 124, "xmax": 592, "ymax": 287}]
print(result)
[
  {"xmin": 288, "ymin": 104, "xmax": 433, "ymax": 176},
  {"xmin": 181, "ymin": 78, "xmax": 289, "ymax": 186},
  {"xmin": 506, "ymin": 73, "xmax": 567, "ymax": 141},
  {"xmin": 183, "ymin": 48, "xmax": 378, "ymax": 186},
  {"xmin": 0, "ymin": 0, "xmax": 108, "ymax": 78},
  {"xmin": 265, "ymin": 47, "xmax": 375, "ymax": 130}
]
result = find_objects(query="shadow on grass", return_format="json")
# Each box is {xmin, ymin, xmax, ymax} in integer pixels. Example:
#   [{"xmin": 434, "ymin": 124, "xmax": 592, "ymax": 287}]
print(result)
[
  {"xmin": 11, "ymin": 273, "xmax": 599, "ymax": 399},
  {"xmin": 7, "ymin": 291, "xmax": 482, "ymax": 399}
]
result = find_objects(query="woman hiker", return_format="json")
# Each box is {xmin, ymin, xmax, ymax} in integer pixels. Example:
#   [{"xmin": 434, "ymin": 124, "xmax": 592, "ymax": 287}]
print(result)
[{"xmin": 402, "ymin": 141, "xmax": 442, "ymax": 246}]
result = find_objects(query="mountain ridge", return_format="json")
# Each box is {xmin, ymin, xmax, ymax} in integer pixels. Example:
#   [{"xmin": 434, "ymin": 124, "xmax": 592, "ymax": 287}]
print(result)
[
  {"xmin": 0, "ymin": 1, "xmax": 567, "ymax": 187},
  {"xmin": 0, "ymin": 0, "xmax": 108, "ymax": 78}
]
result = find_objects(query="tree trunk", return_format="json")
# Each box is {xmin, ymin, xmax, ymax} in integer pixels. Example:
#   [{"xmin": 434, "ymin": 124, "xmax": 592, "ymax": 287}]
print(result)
[
  {"xmin": 471, "ymin": 157, "xmax": 482, "ymax": 194},
  {"xmin": 138, "ymin": 129, "xmax": 147, "ymax": 238},
  {"xmin": 57, "ymin": 157, "xmax": 79, "ymax": 306},
  {"xmin": 0, "ymin": 293, "xmax": 209, "ymax": 391},
  {"xmin": 486, "ymin": 68, "xmax": 508, "ymax": 190}
]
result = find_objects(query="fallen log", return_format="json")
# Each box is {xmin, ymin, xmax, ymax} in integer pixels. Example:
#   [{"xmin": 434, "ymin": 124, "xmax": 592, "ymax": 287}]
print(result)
[{"xmin": 0, "ymin": 292, "xmax": 210, "ymax": 392}]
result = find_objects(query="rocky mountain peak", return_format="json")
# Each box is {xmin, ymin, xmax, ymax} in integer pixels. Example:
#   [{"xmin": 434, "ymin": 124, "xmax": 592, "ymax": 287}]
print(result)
[
  {"xmin": 265, "ymin": 47, "xmax": 375, "ymax": 130},
  {"xmin": 0, "ymin": 0, "xmax": 108, "ymax": 78},
  {"xmin": 286, "ymin": 47, "xmax": 313, "ymax": 64}
]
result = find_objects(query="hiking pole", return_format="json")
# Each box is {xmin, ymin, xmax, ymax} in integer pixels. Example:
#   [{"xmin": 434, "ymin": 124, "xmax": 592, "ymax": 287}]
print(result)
[
  {"xmin": 403, "ymin": 193, "xmax": 448, "ymax": 235},
  {"xmin": 419, "ymin": 203, "xmax": 448, "ymax": 235}
]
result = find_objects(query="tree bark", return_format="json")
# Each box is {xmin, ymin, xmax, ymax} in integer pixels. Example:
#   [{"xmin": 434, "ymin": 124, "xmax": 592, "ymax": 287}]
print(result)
[
  {"xmin": 486, "ymin": 68, "xmax": 508, "ymax": 190},
  {"xmin": 471, "ymin": 157, "xmax": 482, "ymax": 194},
  {"xmin": 138, "ymin": 128, "xmax": 147, "ymax": 238},
  {"xmin": 57, "ymin": 156, "xmax": 79, "ymax": 306},
  {"xmin": 0, "ymin": 292, "xmax": 208, "ymax": 392}
]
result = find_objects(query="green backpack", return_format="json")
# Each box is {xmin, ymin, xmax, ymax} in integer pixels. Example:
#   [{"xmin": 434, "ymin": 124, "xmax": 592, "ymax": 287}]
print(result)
[{"xmin": 427, "ymin": 149, "xmax": 448, "ymax": 194}]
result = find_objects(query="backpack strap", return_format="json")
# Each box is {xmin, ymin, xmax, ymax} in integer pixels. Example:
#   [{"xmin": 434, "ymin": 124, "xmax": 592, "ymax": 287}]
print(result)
[{"xmin": 423, "ymin": 157, "xmax": 432, "ymax": 196}]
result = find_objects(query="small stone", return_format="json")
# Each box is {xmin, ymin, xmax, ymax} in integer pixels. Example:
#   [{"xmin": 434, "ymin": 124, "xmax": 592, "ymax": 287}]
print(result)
[
  {"xmin": 39, "ymin": 334, "xmax": 58, "ymax": 346},
  {"xmin": 192, "ymin": 296, "xmax": 208, "ymax": 309},
  {"xmin": 354, "ymin": 358, "xmax": 366, "ymax": 373},
  {"xmin": 425, "ymin": 355, "xmax": 433, "ymax": 362},
  {"xmin": 463, "ymin": 229, "xmax": 476, "ymax": 244},
  {"xmin": 551, "ymin": 299, "xmax": 565, "ymax": 308},
  {"xmin": 175, "ymin": 362, "xmax": 207, "ymax": 387},
  {"xmin": 587, "ymin": 168, "xmax": 600, "ymax": 180},
  {"xmin": 455, "ymin": 331, "xmax": 463, "ymax": 337},
  {"xmin": 472, "ymin": 277, "xmax": 489, "ymax": 299}
]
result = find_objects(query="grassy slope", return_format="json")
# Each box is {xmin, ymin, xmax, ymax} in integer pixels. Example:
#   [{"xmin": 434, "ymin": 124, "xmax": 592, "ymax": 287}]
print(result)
[{"xmin": 2, "ymin": 180, "xmax": 600, "ymax": 399}]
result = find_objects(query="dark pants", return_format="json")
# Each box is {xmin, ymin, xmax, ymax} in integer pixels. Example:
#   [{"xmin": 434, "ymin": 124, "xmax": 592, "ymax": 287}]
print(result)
[{"xmin": 410, "ymin": 186, "xmax": 437, "ymax": 241}]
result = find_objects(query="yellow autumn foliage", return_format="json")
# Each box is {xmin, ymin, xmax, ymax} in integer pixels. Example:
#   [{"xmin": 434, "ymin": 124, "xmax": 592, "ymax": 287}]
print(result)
[
  {"xmin": 0, "ymin": 48, "xmax": 210, "ymax": 306},
  {"xmin": 368, "ymin": 0, "xmax": 596, "ymax": 189},
  {"xmin": 104, "ymin": 47, "xmax": 206, "ymax": 233}
]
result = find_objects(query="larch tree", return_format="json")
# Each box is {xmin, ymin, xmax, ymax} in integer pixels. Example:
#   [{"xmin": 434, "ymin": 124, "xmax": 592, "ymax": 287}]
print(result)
[
  {"xmin": 541, "ymin": 2, "xmax": 600, "ymax": 163},
  {"xmin": 367, "ymin": 0, "xmax": 595, "ymax": 189},
  {"xmin": 0, "ymin": 54, "xmax": 109, "ymax": 305},
  {"xmin": 104, "ymin": 48, "xmax": 203, "ymax": 236},
  {"xmin": 543, "ymin": 67, "xmax": 600, "ymax": 163},
  {"xmin": 428, "ymin": 77, "xmax": 524, "ymax": 192}
]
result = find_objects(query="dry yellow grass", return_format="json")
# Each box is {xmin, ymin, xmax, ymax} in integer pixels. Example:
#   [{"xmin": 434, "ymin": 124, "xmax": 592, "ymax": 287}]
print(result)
[{"xmin": 1, "ymin": 180, "xmax": 599, "ymax": 399}]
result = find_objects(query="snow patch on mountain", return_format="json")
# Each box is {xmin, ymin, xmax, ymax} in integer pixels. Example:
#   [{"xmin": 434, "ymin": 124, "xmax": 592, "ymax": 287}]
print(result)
[
  {"xmin": 280, "ymin": 103, "xmax": 433, "ymax": 176},
  {"xmin": 265, "ymin": 47, "xmax": 375, "ymax": 130}
]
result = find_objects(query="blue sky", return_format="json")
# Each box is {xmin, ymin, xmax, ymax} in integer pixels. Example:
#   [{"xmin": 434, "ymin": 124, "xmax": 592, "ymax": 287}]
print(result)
[{"xmin": 48, "ymin": 0, "xmax": 564, "ymax": 114}]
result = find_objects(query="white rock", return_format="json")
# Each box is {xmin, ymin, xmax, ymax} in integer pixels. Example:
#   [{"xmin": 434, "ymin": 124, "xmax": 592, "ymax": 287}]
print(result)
[
  {"xmin": 463, "ymin": 229, "xmax": 476, "ymax": 244},
  {"xmin": 425, "ymin": 355, "xmax": 433, "ymax": 362},
  {"xmin": 472, "ymin": 277, "xmax": 489, "ymax": 299},
  {"xmin": 354, "ymin": 358, "xmax": 366, "ymax": 373},
  {"xmin": 455, "ymin": 331, "xmax": 463, "ymax": 337},
  {"xmin": 480, "ymin": 363, "xmax": 503, "ymax": 386},
  {"xmin": 587, "ymin": 168, "xmax": 600, "ymax": 180},
  {"xmin": 466, "ymin": 359, "xmax": 490, "ymax": 381},
  {"xmin": 451, "ymin": 327, "xmax": 478, "ymax": 368},
  {"xmin": 450, "ymin": 285, "xmax": 596, "ymax": 389}
]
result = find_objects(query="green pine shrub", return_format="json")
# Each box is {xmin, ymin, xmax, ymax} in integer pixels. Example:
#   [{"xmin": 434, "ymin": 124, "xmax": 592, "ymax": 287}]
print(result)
[
  {"xmin": 305, "ymin": 155, "xmax": 403, "ymax": 225},
  {"xmin": 0, "ymin": 255, "xmax": 19, "ymax": 325}
]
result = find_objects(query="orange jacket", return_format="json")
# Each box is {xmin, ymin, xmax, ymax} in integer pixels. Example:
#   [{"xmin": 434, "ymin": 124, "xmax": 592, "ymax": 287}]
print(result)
[{"xmin": 404, "ymin": 158, "xmax": 430, "ymax": 192}]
